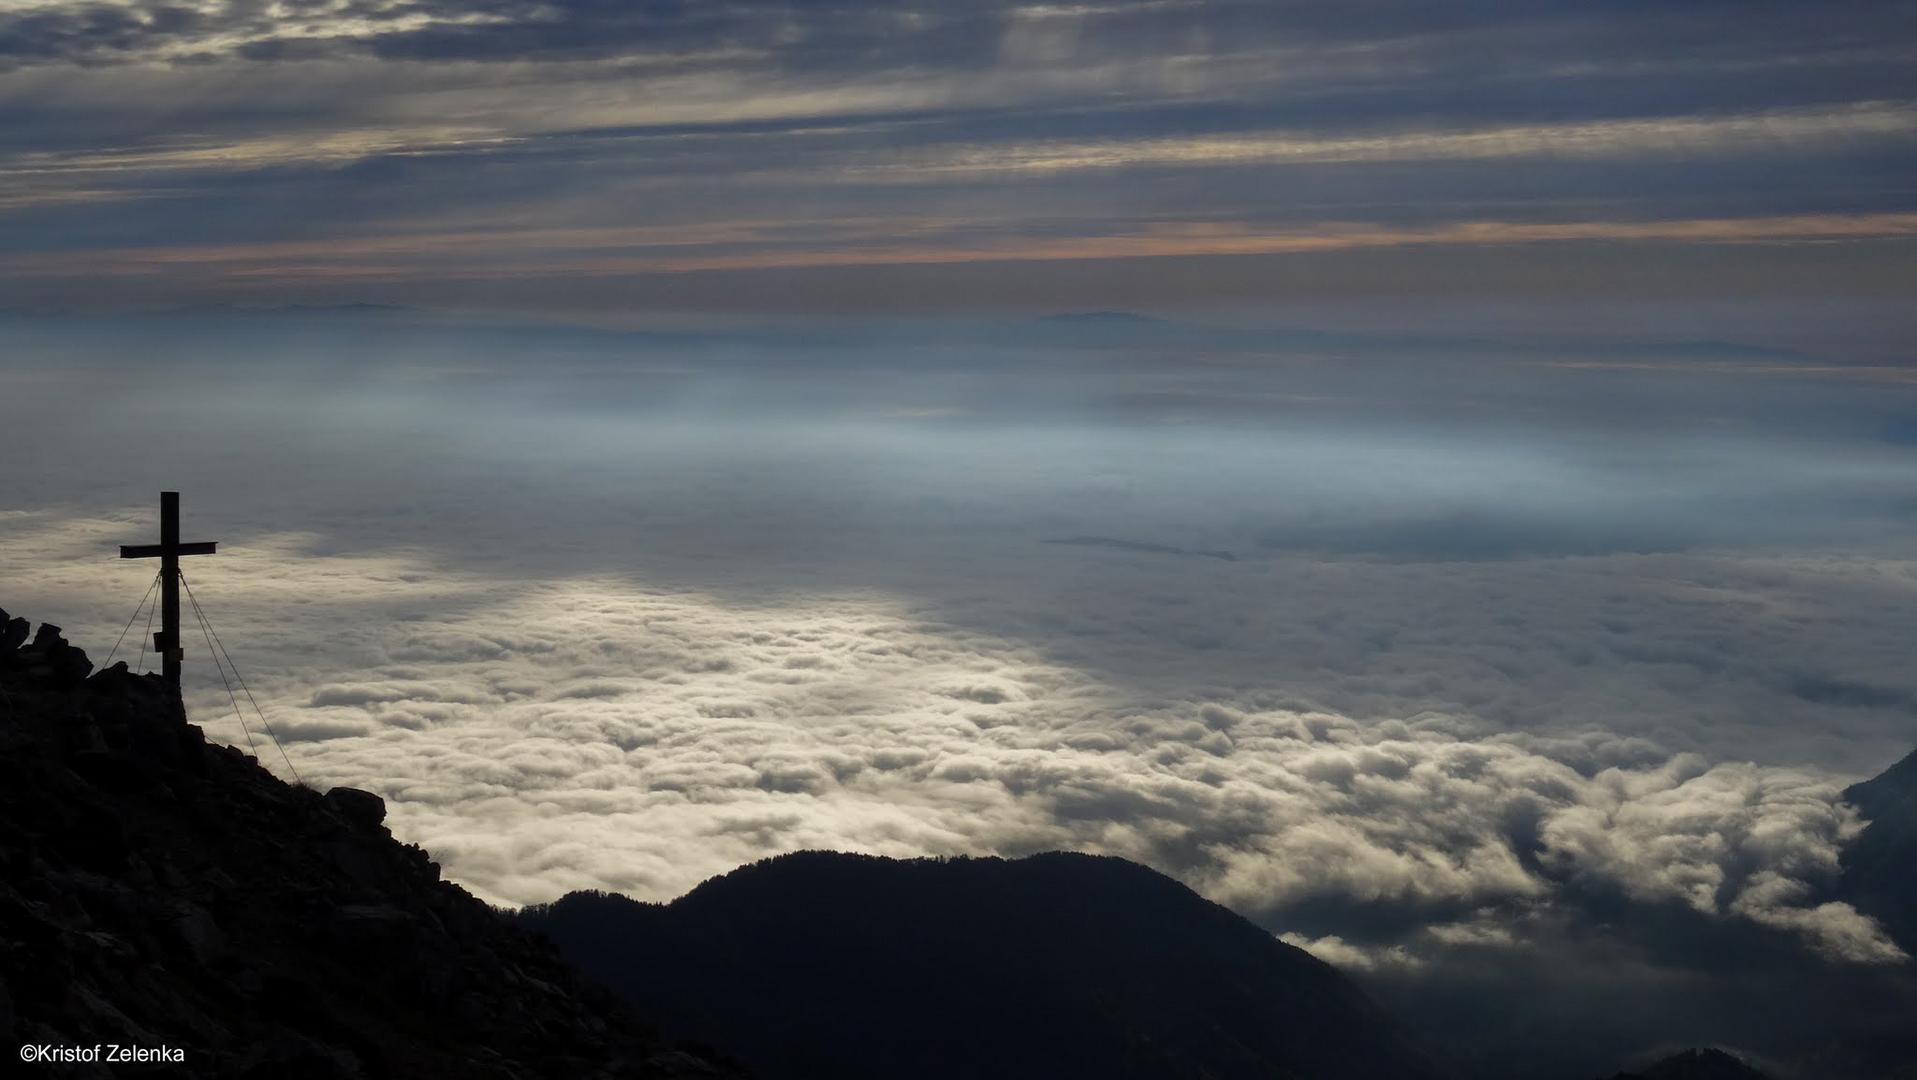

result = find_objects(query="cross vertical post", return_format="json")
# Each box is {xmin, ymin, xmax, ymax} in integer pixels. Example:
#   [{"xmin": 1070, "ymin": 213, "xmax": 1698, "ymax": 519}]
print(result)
[
  {"xmin": 119, "ymin": 491, "xmax": 219, "ymax": 690},
  {"xmin": 160, "ymin": 490, "xmax": 181, "ymax": 687}
]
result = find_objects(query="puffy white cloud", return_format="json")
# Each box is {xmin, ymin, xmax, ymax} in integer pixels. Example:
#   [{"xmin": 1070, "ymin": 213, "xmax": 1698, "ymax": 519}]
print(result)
[
  {"xmin": 1279, "ymin": 933, "xmax": 1425, "ymax": 973},
  {"xmin": 1729, "ymin": 879, "xmax": 1906, "ymax": 965}
]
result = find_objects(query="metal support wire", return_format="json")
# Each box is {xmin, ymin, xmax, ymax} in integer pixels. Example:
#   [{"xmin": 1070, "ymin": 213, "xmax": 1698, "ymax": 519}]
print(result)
[
  {"xmin": 104, "ymin": 571, "xmax": 163, "ymax": 669},
  {"xmin": 183, "ymin": 580, "xmax": 262, "ymax": 765},
  {"xmin": 179, "ymin": 571, "xmax": 303, "ymax": 785},
  {"xmin": 135, "ymin": 580, "xmax": 160, "ymax": 676}
]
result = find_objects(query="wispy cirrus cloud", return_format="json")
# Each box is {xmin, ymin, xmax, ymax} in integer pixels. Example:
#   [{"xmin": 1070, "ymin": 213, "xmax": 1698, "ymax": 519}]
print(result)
[{"xmin": 1, "ymin": 1, "xmax": 1912, "ymax": 310}]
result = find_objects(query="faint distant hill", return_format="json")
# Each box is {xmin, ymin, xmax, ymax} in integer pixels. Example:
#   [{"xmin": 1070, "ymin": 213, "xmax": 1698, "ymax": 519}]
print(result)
[
  {"xmin": 516, "ymin": 849, "xmax": 1445, "ymax": 1080},
  {"xmin": 1043, "ymin": 535, "xmax": 1237, "ymax": 561},
  {"xmin": 1841, "ymin": 747, "xmax": 1917, "ymax": 953},
  {"xmin": 0, "ymin": 606, "xmax": 737, "ymax": 1079},
  {"xmin": 0, "ymin": 305, "xmax": 1813, "ymax": 370},
  {"xmin": 1037, "ymin": 310, "xmax": 1168, "ymax": 327},
  {"xmin": 1018, "ymin": 310, "xmax": 1807, "ymax": 362},
  {"xmin": 1035, "ymin": 310, "xmax": 1165, "ymax": 331},
  {"xmin": 1602, "ymin": 1048, "xmax": 1773, "ymax": 1079}
]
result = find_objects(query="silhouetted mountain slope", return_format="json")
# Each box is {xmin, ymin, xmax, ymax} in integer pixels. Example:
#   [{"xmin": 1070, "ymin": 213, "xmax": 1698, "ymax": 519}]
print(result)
[
  {"xmin": 1602, "ymin": 1047, "xmax": 1773, "ymax": 1079},
  {"xmin": 0, "ymin": 608, "xmax": 739, "ymax": 1080},
  {"xmin": 1842, "ymin": 748, "xmax": 1917, "ymax": 953},
  {"xmin": 517, "ymin": 849, "xmax": 1444, "ymax": 1080}
]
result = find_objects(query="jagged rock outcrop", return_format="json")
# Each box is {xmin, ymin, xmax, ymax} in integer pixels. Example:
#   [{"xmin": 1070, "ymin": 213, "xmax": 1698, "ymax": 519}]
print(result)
[
  {"xmin": 0, "ymin": 608, "xmax": 741, "ymax": 1080},
  {"xmin": 518, "ymin": 849, "xmax": 1445, "ymax": 1080},
  {"xmin": 14, "ymin": 619, "xmax": 96, "ymax": 688}
]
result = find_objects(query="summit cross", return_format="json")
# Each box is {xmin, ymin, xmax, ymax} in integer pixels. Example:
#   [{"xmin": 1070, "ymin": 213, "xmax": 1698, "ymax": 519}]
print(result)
[{"xmin": 118, "ymin": 491, "xmax": 218, "ymax": 689}]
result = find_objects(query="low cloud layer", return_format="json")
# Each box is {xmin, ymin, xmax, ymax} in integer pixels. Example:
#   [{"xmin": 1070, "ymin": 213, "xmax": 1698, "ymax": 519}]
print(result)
[{"xmin": 13, "ymin": 516, "xmax": 1906, "ymax": 968}]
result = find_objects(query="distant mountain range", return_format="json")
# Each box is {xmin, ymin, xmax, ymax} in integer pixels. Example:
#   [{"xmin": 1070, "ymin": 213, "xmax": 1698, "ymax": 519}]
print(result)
[
  {"xmin": 1043, "ymin": 535, "xmax": 1238, "ymax": 561},
  {"xmin": 516, "ymin": 850, "xmax": 1445, "ymax": 1080},
  {"xmin": 0, "ymin": 304, "xmax": 1817, "ymax": 366},
  {"xmin": 1020, "ymin": 310, "xmax": 1809, "ymax": 362}
]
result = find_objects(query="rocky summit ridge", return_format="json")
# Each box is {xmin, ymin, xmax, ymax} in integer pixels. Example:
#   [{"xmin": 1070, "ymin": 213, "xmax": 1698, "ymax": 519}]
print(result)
[{"xmin": 0, "ymin": 607, "xmax": 738, "ymax": 1080}]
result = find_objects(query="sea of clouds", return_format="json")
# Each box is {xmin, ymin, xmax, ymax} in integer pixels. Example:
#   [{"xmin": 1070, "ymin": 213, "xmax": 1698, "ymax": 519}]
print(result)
[{"xmin": 4, "ymin": 312, "xmax": 1914, "ymax": 982}]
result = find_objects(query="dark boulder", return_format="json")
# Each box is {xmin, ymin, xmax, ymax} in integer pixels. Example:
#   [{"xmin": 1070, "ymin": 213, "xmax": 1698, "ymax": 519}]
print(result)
[
  {"xmin": 20, "ymin": 623, "xmax": 93, "ymax": 686},
  {"xmin": 324, "ymin": 787, "xmax": 387, "ymax": 831},
  {"xmin": 0, "ymin": 607, "xmax": 29, "ymax": 656}
]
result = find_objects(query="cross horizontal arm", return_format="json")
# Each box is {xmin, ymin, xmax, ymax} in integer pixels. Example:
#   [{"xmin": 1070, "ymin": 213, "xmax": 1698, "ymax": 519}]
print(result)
[{"xmin": 120, "ymin": 541, "xmax": 218, "ymax": 559}]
